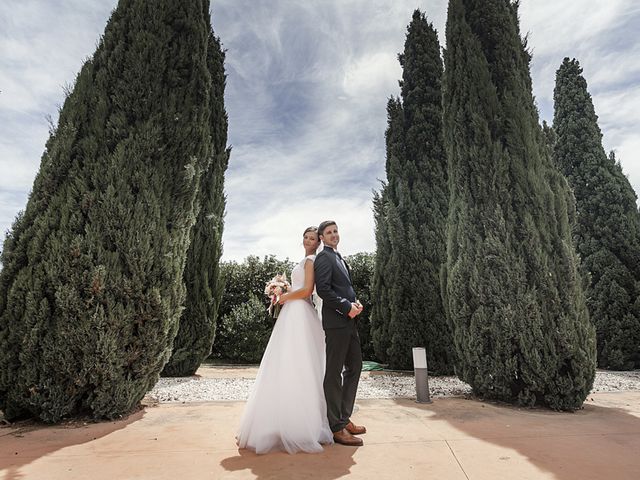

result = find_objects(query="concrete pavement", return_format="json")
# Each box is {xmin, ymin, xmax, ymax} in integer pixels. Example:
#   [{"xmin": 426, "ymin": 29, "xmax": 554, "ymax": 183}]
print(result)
[{"xmin": 1, "ymin": 390, "xmax": 639, "ymax": 479}]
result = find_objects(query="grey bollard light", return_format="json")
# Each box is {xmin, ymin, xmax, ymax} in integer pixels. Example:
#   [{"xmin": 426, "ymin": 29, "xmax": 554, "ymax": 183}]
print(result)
[{"xmin": 412, "ymin": 347, "xmax": 432, "ymax": 404}]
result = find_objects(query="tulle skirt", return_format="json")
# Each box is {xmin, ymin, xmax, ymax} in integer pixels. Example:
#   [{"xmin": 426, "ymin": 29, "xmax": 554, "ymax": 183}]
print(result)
[{"xmin": 236, "ymin": 299, "xmax": 334, "ymax": 454}]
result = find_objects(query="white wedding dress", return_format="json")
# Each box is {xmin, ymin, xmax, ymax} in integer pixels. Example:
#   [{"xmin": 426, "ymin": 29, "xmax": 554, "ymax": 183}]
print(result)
[{"xmin": 236, "ymin": 255, "xmax": 333, "ymax": 454}]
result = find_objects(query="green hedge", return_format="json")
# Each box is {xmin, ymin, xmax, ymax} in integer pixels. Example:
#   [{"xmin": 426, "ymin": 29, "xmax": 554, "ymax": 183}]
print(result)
[
  {"xmin": 211, "ymin": 255, "xmax": 292, "ymax": 362},
  {"xmin": 211, "ymin": 253, "xmax": 376, "ymax": 364}
]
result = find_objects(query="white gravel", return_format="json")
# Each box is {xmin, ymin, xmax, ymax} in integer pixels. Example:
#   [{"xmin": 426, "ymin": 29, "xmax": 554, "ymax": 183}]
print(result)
[{"xmin": 148, "ymin": 369, "xmax": 640, "ymax": 404}]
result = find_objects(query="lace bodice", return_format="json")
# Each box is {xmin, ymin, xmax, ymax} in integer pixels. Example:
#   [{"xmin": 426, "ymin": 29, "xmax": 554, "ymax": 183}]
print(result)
[{"xmin": 290, "ymin": 255, "xmax": 315, "ymax": 290}]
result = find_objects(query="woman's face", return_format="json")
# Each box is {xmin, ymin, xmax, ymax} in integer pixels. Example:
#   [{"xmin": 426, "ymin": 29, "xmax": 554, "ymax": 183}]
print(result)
[{"xmin": 303, "ymin": 230, "xmax": 320, "ymax": 251}]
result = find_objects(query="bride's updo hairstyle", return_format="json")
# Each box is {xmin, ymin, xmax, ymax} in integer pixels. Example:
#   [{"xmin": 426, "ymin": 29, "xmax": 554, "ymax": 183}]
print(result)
[
  {"xmin": 303, "ymin": 226, "xmax": 320, "ymax": 253},
  {"xmin": 303, "ymin": 226, "xmax": 318, "ymax": 237}
]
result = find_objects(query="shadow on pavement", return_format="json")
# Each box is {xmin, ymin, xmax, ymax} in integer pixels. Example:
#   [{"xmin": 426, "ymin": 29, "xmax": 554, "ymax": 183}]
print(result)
[
  {"xmin": 0, "ymin": 408, "xmax": 146, "ymax": 480},
  {"xmin": 395, "ymin": 394, "xmax": 640, "ymax": 480},
  {"xmin": 220, "ymin": 444, "xmax": 357, "ymax": 479}
]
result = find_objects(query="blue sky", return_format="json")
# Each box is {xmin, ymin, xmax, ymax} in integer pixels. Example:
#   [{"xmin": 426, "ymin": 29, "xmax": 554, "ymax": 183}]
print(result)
[{"xmin": 1, "ymin": 0, "xmax": 639, "ymax": 261}]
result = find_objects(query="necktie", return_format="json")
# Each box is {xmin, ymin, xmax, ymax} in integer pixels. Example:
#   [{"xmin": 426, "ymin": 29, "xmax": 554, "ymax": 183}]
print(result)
[{"xmin": 336, "ymin": 251, "xmax": 349, "ymax": 276}]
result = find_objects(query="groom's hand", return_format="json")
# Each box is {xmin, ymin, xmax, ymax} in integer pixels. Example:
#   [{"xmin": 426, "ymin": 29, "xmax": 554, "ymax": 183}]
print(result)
[{"xmin": 348, "ymin": 302, "xmax": 363, "ymax": 318}]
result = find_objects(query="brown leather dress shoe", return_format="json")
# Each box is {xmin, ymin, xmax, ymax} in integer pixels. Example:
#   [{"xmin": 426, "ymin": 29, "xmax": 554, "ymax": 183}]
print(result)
[
  {"xmin": 345, "ymin": 421, "xmax": 367, "ymax": 435},
  {"xmin": 333, "ymin": 428, "xmax": 364, "ymax": 446}
]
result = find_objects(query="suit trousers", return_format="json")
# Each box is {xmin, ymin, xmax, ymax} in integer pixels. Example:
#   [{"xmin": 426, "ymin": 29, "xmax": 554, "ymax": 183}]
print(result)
[{"xmin": 323, "ymin": 321, "xmax": 363, "ymax": 433}]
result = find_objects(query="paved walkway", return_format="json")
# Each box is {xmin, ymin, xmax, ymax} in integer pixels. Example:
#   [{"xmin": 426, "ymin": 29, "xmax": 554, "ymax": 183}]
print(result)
[{"xmin": 1, "ymin": 390, "xmax": 639, "ymax": 479}]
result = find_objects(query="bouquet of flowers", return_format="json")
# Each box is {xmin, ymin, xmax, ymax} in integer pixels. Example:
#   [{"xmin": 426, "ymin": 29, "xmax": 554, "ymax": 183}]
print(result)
[{"xmin": 264, "ymin": 273, "xmax": 291, "ymax": 319}]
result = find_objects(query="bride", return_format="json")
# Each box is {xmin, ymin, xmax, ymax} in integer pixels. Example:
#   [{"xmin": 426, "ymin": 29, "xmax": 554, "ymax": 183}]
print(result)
[{"xmin": 236, "ymin": 226, "xmax": 333, "ymax": 454}]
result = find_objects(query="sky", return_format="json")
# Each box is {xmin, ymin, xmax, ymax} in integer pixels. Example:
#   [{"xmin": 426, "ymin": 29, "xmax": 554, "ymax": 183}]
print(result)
[{"xmin": 1, "ymin": 0, "xmax": 639, "ymax": 262}]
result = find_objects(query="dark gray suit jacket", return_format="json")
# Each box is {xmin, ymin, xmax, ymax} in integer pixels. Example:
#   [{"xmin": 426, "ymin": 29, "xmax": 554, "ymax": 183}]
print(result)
[{"xmin": 314, "ymin": 246, "xmax": 356, "ymax": 329}]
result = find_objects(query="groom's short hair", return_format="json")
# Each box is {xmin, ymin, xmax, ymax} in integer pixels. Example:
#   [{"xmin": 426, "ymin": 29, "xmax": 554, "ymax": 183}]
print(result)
[{"xmin": 318, "ymin": 220, "xmax": 337, "ymax": 237}]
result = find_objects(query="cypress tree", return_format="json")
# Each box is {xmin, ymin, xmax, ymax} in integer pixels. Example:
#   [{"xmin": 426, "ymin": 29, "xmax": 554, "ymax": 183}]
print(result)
[
  {"xmin": 541, "ymin": 120, "xmax": 556, "ymax": 159},
  {"xmin": 553, "ymin": 58, "xmax": 640, "ymax": 369},
  {"xmin": 0, "ymin": 0, "xmax": 218, "ymax": 422},
  {"xmin": 345, "ymin": 252, "xmax": 376, "ymax": 359},
  {"xmin": 443, "ymin": 0, "xmax": 596, "ymax": 409},
  {"xmin": 371, "ymin": 99, "xmax": 401, "ymax": 365},
  {"xmin": 162, "ymin": 31, "xmax": 230, "ymax": 377},
  {"xmin": 371, "ymin": 11, "xmax": 452, "ymax": 372}
]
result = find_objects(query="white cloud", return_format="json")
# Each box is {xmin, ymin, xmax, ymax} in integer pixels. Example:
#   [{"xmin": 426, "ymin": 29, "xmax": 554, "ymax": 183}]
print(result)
[
  {"xmin": 223, "ymin": 195, "xmax": 374, "ymax": 261},
  {"xmin": 592, "ymin": 84, "xmax": 640, "ymax": 192},
  {"xmin": 0, "ymin": 1, "xmax": 113, "ymax": 112},
  {"xmin": 343, "ymin": 52, "xmax": 400, "ymax": 98},
  {"xmin": 0, "ymin": 190, "xmax": 27, "ymax": 239},
  {"xmin": 612, "ymin": 137, "xmax": 640, "ymax": 195},
  {"xmin": 594, "ymin": 85, "xmax": 640, "ymax": 132},
  {"xmin": 519, "ymin": 0, "xmax": 631, "ymax": 56}
]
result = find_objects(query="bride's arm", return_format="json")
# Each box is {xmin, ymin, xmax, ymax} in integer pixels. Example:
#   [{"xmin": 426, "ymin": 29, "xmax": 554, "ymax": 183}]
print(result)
[{"xmin": 279, "ymin": 260, "xmax": 315, "ymax": 303}]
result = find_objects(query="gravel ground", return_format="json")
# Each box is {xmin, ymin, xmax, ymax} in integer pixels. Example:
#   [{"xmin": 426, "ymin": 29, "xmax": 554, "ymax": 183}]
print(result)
[{"xmin": 148, "ymin": 369, "xmax": 640, "ymax": 404}]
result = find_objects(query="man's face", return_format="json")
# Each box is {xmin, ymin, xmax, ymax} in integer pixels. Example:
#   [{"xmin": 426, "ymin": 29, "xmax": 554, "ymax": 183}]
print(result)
[{"xmin": 321, "ymin": 224, "xmax": 340, "ymax": 249}]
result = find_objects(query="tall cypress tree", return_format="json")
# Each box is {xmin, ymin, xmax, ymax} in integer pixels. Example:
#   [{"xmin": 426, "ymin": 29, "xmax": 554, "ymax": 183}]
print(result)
[
  {"xmin": 162, "ymin": 31, "xmax": 230, "ymax": 377},
  {"xmin": 443, "ymin": 0, "xmax": 596, "ymax": 409},
  {"xmin": 371, "ymin": 99, "xmax": 402, "ymax": 366},
  {"xmin": 553, "ymin": 58, "xmax": 640, "ymax": 370},
  {"xmin": 0, "ymin": 0, "xmax": 218, "ymax": 422},
  {"xmin": 371, "ymin": 10, "xmax": 452, "ymax": 372}
]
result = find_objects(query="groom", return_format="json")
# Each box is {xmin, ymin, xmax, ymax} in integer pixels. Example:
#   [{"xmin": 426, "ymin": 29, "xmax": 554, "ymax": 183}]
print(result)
[{"xmin": 314, "ymin": 220, "xmax": 367, "ymax": 446}]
